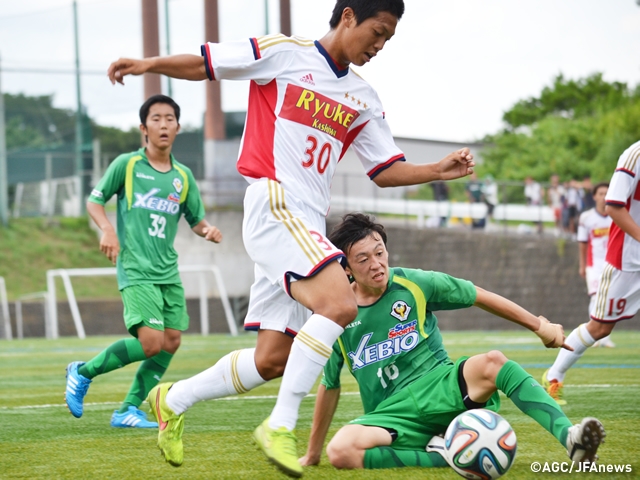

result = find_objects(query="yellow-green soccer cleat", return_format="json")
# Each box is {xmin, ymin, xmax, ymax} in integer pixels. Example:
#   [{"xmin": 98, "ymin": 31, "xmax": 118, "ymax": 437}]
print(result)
[
  {"xmin": 147, "ymin": 383, "xmax": 184, "ymax": 467},
  {"xmin": 542, "ymin": 369, "xmax": 567, "ymax": 406},
  {"xmin": 253, "ymin": 417, "xmax": 303, "ymax": 478}
]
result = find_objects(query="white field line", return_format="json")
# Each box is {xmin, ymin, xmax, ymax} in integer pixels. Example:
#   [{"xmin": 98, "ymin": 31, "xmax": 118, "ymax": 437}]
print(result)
[{"xmin": 2, "ymin": 386, "xmax": 639, "ymax": 411}]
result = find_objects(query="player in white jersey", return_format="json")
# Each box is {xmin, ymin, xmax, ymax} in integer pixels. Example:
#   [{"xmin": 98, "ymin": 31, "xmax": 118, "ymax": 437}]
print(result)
[
  {"xmin": 543, "ymin": 141, "xmax": 640, "ymax": 404},
  {"xmin": 576, "ymin": 183, "xmax": 615, "ymax": 349},
  {"xmin": 108, "ymin": 1, "xmax": 475, "ymax": 476}
]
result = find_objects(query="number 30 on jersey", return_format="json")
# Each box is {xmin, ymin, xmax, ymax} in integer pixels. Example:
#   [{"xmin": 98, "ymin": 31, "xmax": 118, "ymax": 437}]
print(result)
[{"xmin": 302, "ymin": 135, "xmax": 332, "ymax": 174}]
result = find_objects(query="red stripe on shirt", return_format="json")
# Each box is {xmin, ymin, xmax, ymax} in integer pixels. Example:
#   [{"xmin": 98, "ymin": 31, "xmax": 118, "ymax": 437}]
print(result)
[
  {"xmin": 203, "ymin": 43, "xmax": 215, "ymax": 80},
  {"xmin": 367, "ymin": 153, "xmax": 406, "ymax": 179},
  {"xmin": 237, "ymin": 80, "xmax": 278, "ymax": 180},
  {"xmin": 339, "ymin": 121, "xmax": 368, "ymax": 161},
  {"xmin": 605, "ymin": 199, "xmax": 631, "ymax": 269}
]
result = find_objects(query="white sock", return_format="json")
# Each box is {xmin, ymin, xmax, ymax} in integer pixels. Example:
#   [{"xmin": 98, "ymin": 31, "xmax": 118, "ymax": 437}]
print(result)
[
  {"xmin": 547, "ymin": 324, "xmax": 595, "ymax": 382},
  {"xmin": 166, "ymin": 348, "xmax": 265, "ymax": 415},
  {"xmin": 269, "ymin": 314, "xmax": 344, "ymax": 431}
]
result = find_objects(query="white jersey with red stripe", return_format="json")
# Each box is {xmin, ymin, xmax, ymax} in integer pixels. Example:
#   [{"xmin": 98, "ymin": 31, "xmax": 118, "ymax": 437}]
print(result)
[
  {"xmin": 577, "ymin": 208, "xmax": 611, "ymax": 270},
  {"xmin": 605, "ymin": 140, "xmax": 640, "ymax": 271},
  {"xmin": 201, "ymin": 34, "xmax": 405, "ymax": 216}
]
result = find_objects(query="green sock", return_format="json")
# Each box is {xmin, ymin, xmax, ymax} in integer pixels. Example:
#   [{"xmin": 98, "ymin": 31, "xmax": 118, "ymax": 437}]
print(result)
[
  {"xmin": 496, "ymin": 360, "xmax": 573, "ymax": 447},
  {"xmin": 79, "ymin": 338, "xmax": 147, "ymax": 379},
  {"xmin": 119, "ymin": 350, "xmax": 174, "ymax": 412},
  {"xmin": 363, "ymin": 447, "xmax": 448, "ymax": 469}
]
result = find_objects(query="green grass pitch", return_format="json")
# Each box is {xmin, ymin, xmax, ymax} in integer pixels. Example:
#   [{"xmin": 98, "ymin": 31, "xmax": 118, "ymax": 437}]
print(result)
[{"xmin": 1, "ymin": 331, "xmax": 638, "ymax": 479}]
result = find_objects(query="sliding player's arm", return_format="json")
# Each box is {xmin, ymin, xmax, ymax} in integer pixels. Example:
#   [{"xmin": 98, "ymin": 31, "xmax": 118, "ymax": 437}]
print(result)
[
  {"xmin": 474, "ymin": 287, "xmax": 571, "ymax": 350},
  {"xmin": 299, "ymin": 384, "xmax": 341, "ymax": 466},
  {"xmin": 606, "ymin": 205, "xmax": 640, "ymax": 243},
  {"xmin": 108, "ymin": 54, "xmax": 207, "ymax": 85}
]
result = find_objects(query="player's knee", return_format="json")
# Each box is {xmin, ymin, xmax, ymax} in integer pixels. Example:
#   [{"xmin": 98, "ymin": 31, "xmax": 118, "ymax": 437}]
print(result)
[
  {"xmin": 484, "ymin": 350, "xmax": 508, "ymax": 379},
  {"xmin": 586, "ymin": 320, "xmax": 614, "ymax": 340},
  {"xmin": 320, "ymin": 298, "xmax": 358, "ymax": 328},
  {"xmin": 254, "ymin": 353, "xmax": 287, "ymax": 380},
  {"xmin": 326, "ymin": 438, "xmax": 358, "ymax": 469},
  {"xmin": 141, "ymin": 341, "xmax": 163, "ymax": 358}
]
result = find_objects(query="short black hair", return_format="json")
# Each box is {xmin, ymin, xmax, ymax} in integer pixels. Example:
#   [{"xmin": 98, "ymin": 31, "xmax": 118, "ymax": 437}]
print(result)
[
  {"xmin": 139, "ymin": 94, "xmax": 181, "ymax": 126},
  {"xmin": 329, "ymin": 0, "xmax": 405, "ymax": 29},
  {"xmin": 328, "ymin": 213, "xmax": 387, "ymax": 262},
  {"xmin": 592, "ymin": 182, "xmax": 609, "ymax": 196}
]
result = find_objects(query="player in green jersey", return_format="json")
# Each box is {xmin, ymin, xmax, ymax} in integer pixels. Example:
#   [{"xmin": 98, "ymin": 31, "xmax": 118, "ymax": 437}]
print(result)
[
  {"xmin": 300, "ymin": 213, "xmax": 605, "ymax": 471},
  {"xmin": 64, "ymin": 95, "xmax": 222, "ymax": 429}
]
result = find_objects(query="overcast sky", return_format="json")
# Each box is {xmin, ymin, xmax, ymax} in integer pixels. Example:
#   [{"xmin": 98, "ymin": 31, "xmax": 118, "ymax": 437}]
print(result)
[{"xmin": 1, "ymin": 0, "xmax": 639, "ymax": 142}]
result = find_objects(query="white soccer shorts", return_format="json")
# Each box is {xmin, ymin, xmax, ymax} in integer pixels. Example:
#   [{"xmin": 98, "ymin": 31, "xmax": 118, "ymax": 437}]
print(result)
[
  {"xmin": 242, "ymin": 179, "xmax": 345, "ymax": 335},
  {"xmin": 590, "ymin": 262, "xmax": 640, "ymax": 323},
  {"xmin": 585, "ymin": 266, "xmax": 604, "ymax": 297}
]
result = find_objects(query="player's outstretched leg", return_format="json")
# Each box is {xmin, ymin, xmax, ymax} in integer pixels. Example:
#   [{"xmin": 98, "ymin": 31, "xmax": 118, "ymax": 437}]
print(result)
[
  {"xmin": 65, "ymin": 361, "xmax": 92, "ymax": 418},
  {"xmin": 544, "ymin": 324, "xmax": 596, "ymax": 405},
  {"xmin": 254, "ymin": 417, "xmax": 302, "ymax": 478},
  {"xmin": 148, "ymin": 383, "xmax": 184, "ymax": 467},
  {"xmin": 496, "ymin": 360, "xmax": 574, "ymax": 448},
  {"xmin": 566, "ymin": 418, "xmax": 606, "ymax": 464}
]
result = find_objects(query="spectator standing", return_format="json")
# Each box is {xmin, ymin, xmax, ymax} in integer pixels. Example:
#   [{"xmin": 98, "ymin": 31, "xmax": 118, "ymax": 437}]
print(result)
[
  {"xmin": 580, "ymin": 176, "xmax": 595, "ymax": 212},
  {"xmin": 566, "ymin": 180, "xmax": 581, "ymax": 237},
  {"xmin": 484, "ymin": 175, "xmax": 498, "ymax": 221},
  {"xmin": 524, "ymin": 176, "xmax": 543, "ymax": 233},
  {"xmin": 548, "ymin": 174, "xmax": 565, "ymax": 236},
  {"xmin": 430, "ymin": 181, "xmax": 450, "ymax": 227},
  {"xmin": 465, "ymin": 172, "xmax": 485, "ymax": 229}
]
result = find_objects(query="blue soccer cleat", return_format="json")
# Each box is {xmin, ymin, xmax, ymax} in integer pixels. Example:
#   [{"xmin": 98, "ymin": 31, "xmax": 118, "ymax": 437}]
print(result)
[
  {"xmin": 65, "ymin": 361, "xmax": 92, "ymax": 418},
  {"xmin": 111, "ymin": 406, "xmax": 159, "ymax": 428}
]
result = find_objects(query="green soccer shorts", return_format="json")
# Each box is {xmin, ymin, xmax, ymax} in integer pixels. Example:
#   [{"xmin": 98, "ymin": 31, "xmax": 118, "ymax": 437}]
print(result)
[
  {"xmin": 121, "ymin": 283, "xmax": 189, "ymax": 336},
  {"xmin": 349, "ymin": 356, "xmax": 501, "ymax": 451}
]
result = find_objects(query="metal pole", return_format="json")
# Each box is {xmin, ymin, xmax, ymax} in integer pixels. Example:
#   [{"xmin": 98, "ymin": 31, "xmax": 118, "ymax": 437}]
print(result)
[
  {"xmin": 73, "ymin": 1, "xmax": 84, "ymax": 215},
  {"xmin": 0, "ymin": 53, "xmax": 8, "ymax": 226},
  {"xmin": 164, "ymin": 0, "xmax": 172, "ymax": 97},
  {"xmin": 264, "ymin": 0, "xmax": 269, "ymax": 35}
]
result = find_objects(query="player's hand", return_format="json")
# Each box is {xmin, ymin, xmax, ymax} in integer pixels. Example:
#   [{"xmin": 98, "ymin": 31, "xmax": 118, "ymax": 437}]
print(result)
[
  {"xmin": 203, "ymin": 226, "xmax": 222, "ymax": 243},
  {"xmin": 107, "ymin": 58, "xmax": 149, "ymax": 85},
  {"xmin": 299, "ymin": 452, "xmax": 320, "ymax": 467},
  {"xmin": 437, "ymin": 148, "xmax": 475, "ymax": 181},
  {"xmin": 100, "ymin": 228, "xmax": 120, "ymax": 264},
  {"xmin": 534, "ymin": 316, "xmax": 574, "ymax": 350}
]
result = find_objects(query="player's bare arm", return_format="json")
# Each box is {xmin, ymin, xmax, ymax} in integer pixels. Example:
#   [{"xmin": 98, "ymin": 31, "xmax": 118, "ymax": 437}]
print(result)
[
  {"xmin": 300, "ymin": 384, "xmax": 341, "ymax": 466},
  {"xmin": 474, "ymin": 287, "xmax": 572, "ymax": 350},
  {"xmin": 107, "ymin": 54, "xmax": 207, "ymax": 85},
  {"xmin": 578, "ymin": 242, "xmax": 588, "ymax": 278},
  {"xmin": 191, "ymin": 220, "xmax": 223, "ymax": 243},
  {"xmin": 86, "ymin": 201, "xmax": 120, "ymax": 264},
  {"xmin": 606, "ymin": 204, "xmax": 640, "ymax": 243},
  {"xmin": 372, "ymin": 148, "xmax": 474, "ymax": 188}
]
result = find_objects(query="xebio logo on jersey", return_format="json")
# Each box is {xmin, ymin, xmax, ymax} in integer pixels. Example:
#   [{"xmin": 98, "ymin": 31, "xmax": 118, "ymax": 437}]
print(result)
[
  {"xmin": 390, "ymin": 301, "xmax": 411, "ymax": 321},
  {"xmin": 348, "ymin": 321, "xmax": 419, "ymax": 371},
  {"xmin": 134, "ymin": 188, "xmax": 180, "ymax": 215},
  {"xmin": 279, "ymin": 84, "xmax": 359, "ymax": 142}
]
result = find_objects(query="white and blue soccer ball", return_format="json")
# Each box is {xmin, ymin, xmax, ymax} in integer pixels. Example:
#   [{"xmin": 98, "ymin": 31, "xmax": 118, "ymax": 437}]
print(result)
[{"xmin": 443, "ymin": 409, "xmax": 517, "ymax": 480}]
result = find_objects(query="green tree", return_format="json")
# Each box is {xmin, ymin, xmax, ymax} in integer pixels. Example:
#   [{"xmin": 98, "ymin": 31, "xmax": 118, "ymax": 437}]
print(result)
[
  {"xmin": 481, "ymin": 74, "xmax": 640, "ymax": 183},
  {"xmin": 4, "ymin": 93, "xmax": 140, "ymax": 155}
]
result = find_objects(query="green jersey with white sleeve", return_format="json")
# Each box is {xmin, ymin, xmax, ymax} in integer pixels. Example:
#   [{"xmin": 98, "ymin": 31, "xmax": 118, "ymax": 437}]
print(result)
[
  {"xmin": 321, "ymin": 267, "xmax": 477, "ymax": 414},
  {"xmin": 88, "ymin": 148, "xmax": 205, "ymax": 289}
]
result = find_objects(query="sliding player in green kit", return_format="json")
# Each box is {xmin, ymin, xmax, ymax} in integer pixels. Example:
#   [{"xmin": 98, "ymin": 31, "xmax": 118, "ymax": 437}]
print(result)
[
  {"xmin": 64, "ymin": 95, "xmax": 222, "ymax": 428},
  {"xmin": 300, "ymin": 213, "xmax": 605, "ymax": 471}
]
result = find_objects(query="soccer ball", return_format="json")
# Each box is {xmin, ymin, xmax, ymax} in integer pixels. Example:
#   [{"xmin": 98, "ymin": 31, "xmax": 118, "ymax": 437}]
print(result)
[{"xmin": 443, "ymin": 409, "xmax": 517, "ymax": 480}]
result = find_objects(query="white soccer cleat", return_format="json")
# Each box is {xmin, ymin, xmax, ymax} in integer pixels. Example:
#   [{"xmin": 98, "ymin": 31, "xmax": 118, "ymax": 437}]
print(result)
[
  {"xmin": 566, "ymin": 417, "xmax": 606, "ymax": 464},
  {"xmin": 426, "ymin": 435, "xmax": 454, "ymax": 468}
]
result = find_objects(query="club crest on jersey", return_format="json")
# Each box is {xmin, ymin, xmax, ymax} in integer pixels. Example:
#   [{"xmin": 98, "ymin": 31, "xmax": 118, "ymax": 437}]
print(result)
[
  {"xmin": 172, "ymin": 178, "xmax": 183, "ymax": 193},
  {"xmin": 279, "ymin": 84, "xmax": 360, "ymax": 142},
  {"xmin": 348, "ymin": 327, "xmax": 419, "ymax": 370},
  {"xmin": 390, "ymin": 301, "xmax": 411, "ymax": 321},
  {"xmin": 168, "ymin": 192, "xmax": 181, "ymax": 203},
  {"xmin": 134, "ymin": 188, "xmax": 180, "ymax": 215}
]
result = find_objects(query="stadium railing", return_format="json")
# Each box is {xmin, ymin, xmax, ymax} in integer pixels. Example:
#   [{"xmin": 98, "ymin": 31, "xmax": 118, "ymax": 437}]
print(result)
[
  {"xmin": 330, "ymin": 196, "xmax": 555, "ymax": 227},
  {"xmin": 0, "ymin": 277, "xmax": 12, "ymax": 340},
  {"xmin": 45, "ymin": 265, "xmax": 237, "ymax": 340}
]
